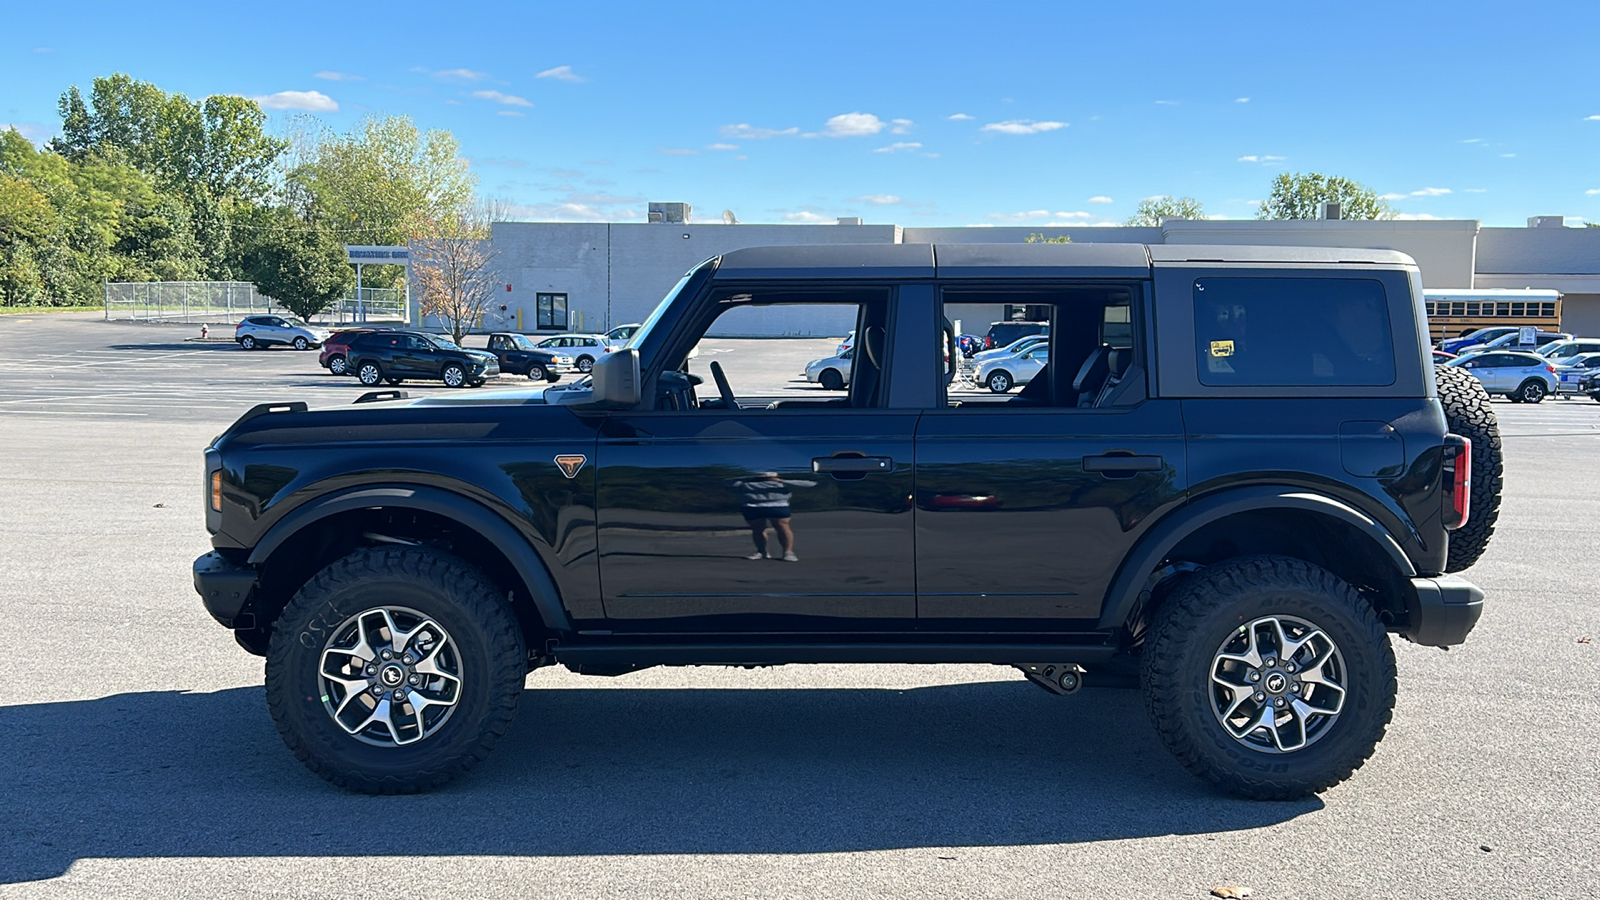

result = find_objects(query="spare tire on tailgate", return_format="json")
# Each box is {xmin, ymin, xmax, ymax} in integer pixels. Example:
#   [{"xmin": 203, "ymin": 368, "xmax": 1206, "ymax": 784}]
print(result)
[{"xmin": 1435, "ymin": 363, "xmax": 1503, "ymax": 571}]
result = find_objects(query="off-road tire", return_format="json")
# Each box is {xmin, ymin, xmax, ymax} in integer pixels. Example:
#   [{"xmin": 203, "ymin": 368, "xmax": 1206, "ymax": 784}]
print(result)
[
  {"xmin": 1434, "ymin": 363, "xmax": 1503, "ymax": 572},
  {"xmin": 1141, "ymin": 556, "xmax": 1396, "ymax": 800},
  {"xmin": 265, "ymin": 547, "xmax": 525, "ymax": 794}
]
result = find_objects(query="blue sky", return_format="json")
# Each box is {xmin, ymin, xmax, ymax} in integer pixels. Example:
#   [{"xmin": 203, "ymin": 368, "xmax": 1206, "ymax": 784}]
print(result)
[{"xmin": 4, "ymin": 0, "xmax": 1599, "ymax": 227}]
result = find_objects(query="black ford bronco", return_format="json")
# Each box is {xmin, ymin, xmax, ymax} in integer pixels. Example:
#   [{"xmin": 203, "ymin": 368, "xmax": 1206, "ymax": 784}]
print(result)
[{"xmin": 194, "ymin": 243, "xmax": 1501, "ymax": 799}]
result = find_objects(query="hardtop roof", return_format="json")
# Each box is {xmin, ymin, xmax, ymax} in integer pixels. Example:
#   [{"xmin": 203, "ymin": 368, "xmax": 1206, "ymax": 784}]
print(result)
[{"xmin": 711, "ymin": 242, "xmax": 1417, "ymax": 280}]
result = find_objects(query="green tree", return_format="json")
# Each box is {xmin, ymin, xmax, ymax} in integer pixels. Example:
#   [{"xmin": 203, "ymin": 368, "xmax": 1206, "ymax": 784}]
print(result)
[
  {"xmin": 1257, "ymin": 173, "xmax": 1392, "ymax": 220},
  {"xmin": 290, "ymin": 115, "xmax": 475, "ymax": 287},
  {"xmin": 0, "ymin": 174, "xmax": 63, "ymax": 304},
  {"xmin": 1025, "ymin": 233, "xmax": 1072, "ymax": 243},
  {"xmin": 1125, "ymin": 196, "xmax": 1206, "ymax": 226},
  {"xmin": 241, "ymin": 210, "xmax": 354, "ymax": 320}
]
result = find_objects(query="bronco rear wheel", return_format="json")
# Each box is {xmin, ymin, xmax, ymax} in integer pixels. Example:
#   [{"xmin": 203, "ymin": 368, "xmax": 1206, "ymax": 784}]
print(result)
[
  {"xmin": 1141, "ymin": 556, "xmax": 1396, "ymax": 800},
  {"xmin": 265, "ymin": 547, "xmax": 525, "ymax": 794},
  {"xmin": 1434, "ymin": 363, "xmax": 1503, "ymax": 571}
]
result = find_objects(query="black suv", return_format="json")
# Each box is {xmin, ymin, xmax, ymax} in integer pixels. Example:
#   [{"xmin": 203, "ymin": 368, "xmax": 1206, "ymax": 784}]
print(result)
[
  {"xmin": 194, "ymin": 243, "xmax": 1500, "ymax": 799},
  {"xmin": 983, "ymin": 319, "xmax": 1049, "ymax": 349},
  {"xmin": 346, "ymin": 331, "xmax": 500, "ymax": 388}
]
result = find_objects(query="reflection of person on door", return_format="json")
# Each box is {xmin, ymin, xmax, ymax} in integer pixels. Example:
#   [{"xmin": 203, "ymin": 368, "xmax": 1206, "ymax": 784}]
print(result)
[{"xmin": 730, "ymin": 472, "xmax": 816, "ymax": 561}]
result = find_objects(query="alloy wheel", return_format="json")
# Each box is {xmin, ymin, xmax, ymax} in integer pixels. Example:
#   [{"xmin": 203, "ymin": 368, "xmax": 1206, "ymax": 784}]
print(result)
[
  {"xmin": 1209, "ymin": 614, "xmax": 1347, "ymax": 753},
  {"xmin": 317, "ymin": 606, "xmax": 462, "ymax": 747}
]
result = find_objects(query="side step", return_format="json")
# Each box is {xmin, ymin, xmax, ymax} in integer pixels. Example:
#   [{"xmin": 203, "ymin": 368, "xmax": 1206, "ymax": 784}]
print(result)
[{"xmin": 551, "ymin": 641, "xmax": 1118, "ymax": 670}]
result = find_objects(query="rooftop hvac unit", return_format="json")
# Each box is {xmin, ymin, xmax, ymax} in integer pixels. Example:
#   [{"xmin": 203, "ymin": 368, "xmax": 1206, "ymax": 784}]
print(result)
[{"xmin": 648, "ymin": 202, "xmax": 691, "ymax": 224}]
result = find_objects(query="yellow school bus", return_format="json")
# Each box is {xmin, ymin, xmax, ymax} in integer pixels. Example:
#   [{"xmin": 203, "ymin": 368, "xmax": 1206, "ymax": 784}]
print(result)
[{"xmin": 1423, "ymin": 289, "xmax": 1562, "ymax": 345}]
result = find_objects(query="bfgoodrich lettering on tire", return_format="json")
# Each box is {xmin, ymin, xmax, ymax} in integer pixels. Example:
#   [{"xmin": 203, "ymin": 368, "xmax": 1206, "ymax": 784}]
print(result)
[
  {"xmin": 265, "ymin": 547, "xmax": 525, "ymax": 794},
  {"xmin": 1140, "ymin": 555, "xmax": 1396, "ymax": 800}
]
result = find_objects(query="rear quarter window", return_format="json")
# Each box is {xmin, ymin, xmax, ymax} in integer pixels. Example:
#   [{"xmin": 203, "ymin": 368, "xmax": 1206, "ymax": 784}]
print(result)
[{"xmin": 1195, "ymin": 277, "xmax": 1396, "ymax": 387}]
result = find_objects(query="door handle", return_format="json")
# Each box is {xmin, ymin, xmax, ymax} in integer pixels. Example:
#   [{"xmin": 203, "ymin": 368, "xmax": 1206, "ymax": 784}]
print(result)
[
  {"xmin": 1082, "ymin": 454, "xmax": 1163, "ymax": 475},
  {"xmin": 812, "ymin": 455, "xmax": 894, "ymax": 474}
]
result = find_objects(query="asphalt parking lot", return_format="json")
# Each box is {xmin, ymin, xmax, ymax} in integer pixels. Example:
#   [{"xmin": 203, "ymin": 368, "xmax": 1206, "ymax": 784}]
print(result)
[{"xmin": 1, "ymin": 313, "xmax": 1597, "ymax": 899}]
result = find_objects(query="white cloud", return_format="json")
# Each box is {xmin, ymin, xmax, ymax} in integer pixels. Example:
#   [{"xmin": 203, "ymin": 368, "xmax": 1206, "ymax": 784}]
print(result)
[
  {"xmin": 981, "ymin": 119, "xmax": 1066, "ymax": 135},
  {"xmin": 948, "ymin": 113, "xmax": 973, "ymax": 120},
  {"xmin": 314, "ymin": 71, "xmax": 362, "ymax": 82},
  {"xmin": 855, "ymin": 194, "xmax": 902, "ymax": 205},
  {"xmin": 872, "ymin": 142, "xmax": 923, "ymax": 153},
  {"xmin": 1237, "ymin": 155, "xmax": 1286, "ymax": 163},
  {"xmin": 1460, "ymin": 137, "xmax": 1483, "ymax": 143},
  {"xmin": 251, "ymin": 90, "xmax": 339, "ymax": 112},
  {"xmin": 500, "ymin": 202, "xmax": 634, "ymax": 223},
  {"xmin": 472, "ymin": 90, "xmax": 532, "ymax": 107},
  {"xmin": 1142, "ymin": 195, "xmax": 1169, "ymax": 202},
  {"xmin": 1088, "ymin": 196, "xmax": 1114, "ymax": 204},
  {"xmin": 720, "ymin": 123, "xmax": 800, "ymax": 139},
  {"xmin": 1235, "ymin": 97, "xmax": 1250, "ymax": 103},
  {"xmin": 1502, "ymin": 153, "xmax": 1516, "ymax": 157},
  {"xmin": 1155, "ymin": 99, "xmax": 1179, "ymax": 106},
  {"xmin": 536, "ymin": 65, "xmax": 583, "ymax": 82},
  {"xmin": 1586, "ymin": 115, "xmax": 1600, "ymax": 121},
  {"xmin": 784, "ymin": 211, "xmax": 832, "ymax": 223},
  {"xmin": 1410, "ymin": 187, "xmax": 1451, "ymax": 196},
  {"xmin": 821, "ymin": 112, "xmax": 886, "ymax": 137},
  {"xmin": 0, "ymin": 122, "xmax": 52, "ymax": 143},
  {"xmin": 986, "ymin": 209, "xmax": 1094, "ymax": 223},
  {"xmin": 1379, "ymin": 193, "xmax": 1407, "ymax": 200},
  {"xmin": 706, "ymin": 143, "xmax": 739, "ymax": 151},
  {"xmin": 432, "ymin": 68, "xmax": 490, "ymax": 82},
  {"xmin": 496, "ymin": 110, "xmax": 525, "ymax": 118},
  {"xmin": 1586, "ymin": 188, "xmax": 1600, "ymax": 195},
  {"xmin": 658, "ymin": 147, "xmax": 698, "ymax": 155},
  {"xmin": 890, "ymin": 118, "xmax": 914, "ymax": 134},
  {"xmin": 1391, "ymin": 213, "xmax": 1442, "ymax": 221}
]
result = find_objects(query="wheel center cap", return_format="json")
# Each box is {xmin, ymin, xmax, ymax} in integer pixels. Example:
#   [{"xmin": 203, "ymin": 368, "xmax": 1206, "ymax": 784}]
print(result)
[
  {"xmin": 379, "ymin": 665, "xmax": 406, "ymax": 687},
  {"xmin": 1264, "ymin": 672, "xmax": 1288, "ymax": 694}
]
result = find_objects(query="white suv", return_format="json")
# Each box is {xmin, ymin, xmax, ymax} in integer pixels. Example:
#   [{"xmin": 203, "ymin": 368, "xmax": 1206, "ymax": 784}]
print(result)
[{"xmin": 235, "ymin": 315, "xmax": 331, "ymax": 351}]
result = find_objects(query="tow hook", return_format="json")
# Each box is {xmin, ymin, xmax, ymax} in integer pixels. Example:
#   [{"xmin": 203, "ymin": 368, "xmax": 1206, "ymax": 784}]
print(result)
[{"xmin": 1017, "ymin": 663, "xmax": 1086, "ymax": 696}]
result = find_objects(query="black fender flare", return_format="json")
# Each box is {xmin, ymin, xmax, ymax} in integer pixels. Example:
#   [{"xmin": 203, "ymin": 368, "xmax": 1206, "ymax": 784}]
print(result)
[
  {"xmin": 1096, "ymin": 485, "xmax": 1416, "ymax": 631},
  {"xmin": 247, "ymin": 483, "xmax": 573, "ymax": 632}
]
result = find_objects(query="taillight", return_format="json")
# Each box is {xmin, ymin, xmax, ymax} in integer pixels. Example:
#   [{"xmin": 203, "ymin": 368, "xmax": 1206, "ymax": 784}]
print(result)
[{"xmin": 1442, "ymin": 436, "xmax": 1471, "ymax": 530}]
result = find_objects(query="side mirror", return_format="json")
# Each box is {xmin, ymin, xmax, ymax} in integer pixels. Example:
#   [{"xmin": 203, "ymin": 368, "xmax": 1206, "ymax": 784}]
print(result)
[{"xmin": 551, "ymin": 348, "xmax": 641, "ymax": 409}]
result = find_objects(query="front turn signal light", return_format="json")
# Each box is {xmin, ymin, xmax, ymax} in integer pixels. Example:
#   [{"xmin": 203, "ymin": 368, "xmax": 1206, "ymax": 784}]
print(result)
[{"xmin": 210, "ymin": 470, "xmax": 223, "ymax": 512}]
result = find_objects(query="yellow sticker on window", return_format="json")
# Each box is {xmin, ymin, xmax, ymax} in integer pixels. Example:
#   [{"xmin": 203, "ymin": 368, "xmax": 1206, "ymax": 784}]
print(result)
[{"xmin": 1210, "ymin": 340, "xmax": 1235, "ymax": 357}]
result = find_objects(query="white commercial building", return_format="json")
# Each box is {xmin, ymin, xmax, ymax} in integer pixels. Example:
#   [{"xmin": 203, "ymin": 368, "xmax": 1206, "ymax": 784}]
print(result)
[{"xmin": 412, "ymin": 209, "xmax": 1600, "ymax": 338}]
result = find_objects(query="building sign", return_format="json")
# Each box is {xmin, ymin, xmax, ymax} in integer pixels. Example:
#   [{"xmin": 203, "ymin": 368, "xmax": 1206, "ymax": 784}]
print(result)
[{"xmin": 345, "ymin": 245, "xmax": 410, "ymax": 266}]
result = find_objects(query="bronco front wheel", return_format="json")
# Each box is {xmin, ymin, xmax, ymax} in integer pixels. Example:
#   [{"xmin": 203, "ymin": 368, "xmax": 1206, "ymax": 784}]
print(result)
[
  {"xmin": 265, "ymin": 547, "xmax": 525, "ymax": 793},
  {"xmin": 1141, "ymin": 555, "xmax": 1396, "ymax": 800}
]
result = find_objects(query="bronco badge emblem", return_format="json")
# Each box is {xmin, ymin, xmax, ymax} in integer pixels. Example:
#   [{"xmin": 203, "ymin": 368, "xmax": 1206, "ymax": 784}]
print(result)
[{"xmin": 554, "ymin": 454, "xmax": 587, "ymax": 479}]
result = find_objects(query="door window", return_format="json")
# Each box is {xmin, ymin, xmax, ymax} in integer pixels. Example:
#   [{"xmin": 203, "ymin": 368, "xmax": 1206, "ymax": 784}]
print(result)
[{"xmin": 537, "ymin": 293, "xmax": 568, "ymax": 330}]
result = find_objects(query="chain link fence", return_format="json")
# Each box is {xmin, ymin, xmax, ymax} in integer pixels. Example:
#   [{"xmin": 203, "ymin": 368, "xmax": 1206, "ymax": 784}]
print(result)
[{"xmin": 104, "ymin": 282, "xmax": 408, "ymax": 325}]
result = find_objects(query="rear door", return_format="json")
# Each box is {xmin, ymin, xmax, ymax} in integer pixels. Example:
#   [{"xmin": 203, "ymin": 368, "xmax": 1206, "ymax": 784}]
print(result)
[{"xmin": 916, "ymin": 282, "xmax": 1186, "ymax": 625}]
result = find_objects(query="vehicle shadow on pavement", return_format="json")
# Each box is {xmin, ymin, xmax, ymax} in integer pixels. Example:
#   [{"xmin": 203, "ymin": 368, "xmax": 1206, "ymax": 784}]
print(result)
[{"xmin": 1, "ymin": 681, "xmax": 1320, "ymax": 883}]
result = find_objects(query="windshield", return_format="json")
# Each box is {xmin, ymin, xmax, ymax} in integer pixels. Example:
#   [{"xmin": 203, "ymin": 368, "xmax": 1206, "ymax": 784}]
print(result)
[
  {"xmin": 508, "ymin": 334, "xmax": 536, "ymax": 350},
  {"xmin": 626, "ymin": 259, "xmax": 715, "ymax": 350},
  {"xmin": 429, "ymin": 335, "xmax": 463, "ymax": 350}
]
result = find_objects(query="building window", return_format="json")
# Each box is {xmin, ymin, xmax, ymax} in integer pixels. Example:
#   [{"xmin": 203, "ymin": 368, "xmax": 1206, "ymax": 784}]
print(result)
[{"xmin": 536, "ymin": 293, "xmax": 568, "ymax": 330}]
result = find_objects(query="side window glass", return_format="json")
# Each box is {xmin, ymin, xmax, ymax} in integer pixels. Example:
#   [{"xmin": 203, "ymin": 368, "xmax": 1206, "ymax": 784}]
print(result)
[
  {"xmin": 942, "ymin": 286, "xmax": 1135, "ymax": 408},
  {"xmin": 1194, "ymin": 277, "xmax": 1395, "ymax": 387},
  {"xmin": 652, "ymin": 290, "xmax": 887, "ymax": 412}
]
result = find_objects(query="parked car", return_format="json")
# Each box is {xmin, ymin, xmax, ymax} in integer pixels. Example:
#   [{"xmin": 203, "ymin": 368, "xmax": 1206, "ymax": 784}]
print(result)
[
  {"xmin": 1581, "ymin": 369, "xmax": 1600, "ymax": 402},
  {"xmin": 1455, "ymin": 330, "xmax": 1573, "ymax": 359},
  {"xmin": 975, "ymin": 344, "xmax": 1049, "ymax": 392},
  {"xmin": 983, "ymin": 320, "xmax": 1048, "ymax": 350},
  {"xmin": 604, "ymin": 323, "xmax": 642, "ymax": 346},
  {"xmin": 1439, "ymin": 326, "xmax": 1520, "ymax": 355},
  {"xmin": 484, "ymin": 332, "xmax": 568, "ymax": 382},
  {"xmin": 956, "ymin": 334, "xmax": 983, "ymax": 357},
  {"xmin": 1553, "ymin": 351, "xmax": 1600, "ymax": 393},
  {"xmin": 973, "ymin": 333, "xmax": 1049, "ymax": 362},
  {"xmin": 1446, "ymin": 350, "xmax": 1558, "ymax": 402},
  {"xmin": 803, "ymin": 349, "xmax": 853, "ymax": 390},
  {"xmin": 319, "ymin": 328, "xmax": 387, "ymax": 375},
  {"xmin": 346, "ymin": 331, "xmax": 501, "ymax": 388},
  {"xmin": 235, "ymin": 315, "xmax": 331, "ymax": 351},
  {"xmin": 836, "ymin": 330, "xmax": 855, "ymax": 356},
  {"xmin": 1536, "ymin": 338, "xmax": 1600, "ymax": 363},
  {"xmin": 534, "ymin": 334, "xmax": 606, "ymax": 372}
]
